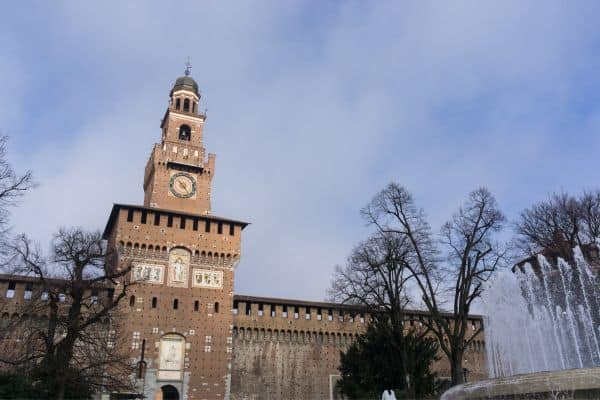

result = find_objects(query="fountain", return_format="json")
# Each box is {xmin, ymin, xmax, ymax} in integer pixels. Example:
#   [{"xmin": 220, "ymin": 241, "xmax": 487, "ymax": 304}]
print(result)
[{"xmin": 442, "ymin": 247, "xmax": 600, "ymax": 399}]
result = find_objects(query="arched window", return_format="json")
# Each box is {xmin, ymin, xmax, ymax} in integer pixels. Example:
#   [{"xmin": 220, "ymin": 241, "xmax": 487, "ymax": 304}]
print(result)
[
  {"xmin": 178, "ymin": 125, "xmax": 191, "ymax": 141},
  {"xmin": 214, "ymin": 302, "xmax": 220, "ymax": 313},
  {"xmin": 173, "ymin": 299, "xmax": 179, "ymax": 310},
  {"xmin": 183, "ymin": 99, "xmax": 190, "ymax": 112},
  {"xmin": 175, "ymin": 98, "xmax": 181, "ymax": 110},
  {"xmin": 129, "ymin": 295, "xmax": 135, "ymax": 307}
]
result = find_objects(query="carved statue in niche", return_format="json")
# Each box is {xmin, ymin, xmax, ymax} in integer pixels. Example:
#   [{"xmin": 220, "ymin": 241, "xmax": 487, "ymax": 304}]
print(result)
[
  {"xmin": 168, "ymin": 248, "xmax": 190, "ymax": 287},
  {"xmin": 173, "ymin": 257, "xmax": 184, "ymax": 281}
]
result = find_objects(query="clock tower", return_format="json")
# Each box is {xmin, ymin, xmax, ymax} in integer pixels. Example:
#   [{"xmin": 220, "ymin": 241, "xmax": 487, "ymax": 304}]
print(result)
[
  {"xmin": 103, "ymin": 67, "xmax": 248, "ymax": 400},
  {"xmin": 143, "ymin": 65, "xmax": 214, "ymax": 214}
]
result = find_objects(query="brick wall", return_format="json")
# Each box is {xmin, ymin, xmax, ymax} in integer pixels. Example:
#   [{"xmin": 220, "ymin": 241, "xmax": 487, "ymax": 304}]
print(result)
[{"xmin": 230, "ymin": 296, "xmax": 488, "ymax": 400}]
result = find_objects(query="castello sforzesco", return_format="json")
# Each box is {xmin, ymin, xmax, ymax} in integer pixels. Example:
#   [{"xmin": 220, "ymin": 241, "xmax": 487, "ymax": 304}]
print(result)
[{"xmin": 0, "ymin": 70, "xmax": 487, "ymax": 400}]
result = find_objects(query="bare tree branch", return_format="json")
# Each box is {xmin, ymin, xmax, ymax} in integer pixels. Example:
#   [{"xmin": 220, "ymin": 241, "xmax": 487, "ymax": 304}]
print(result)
[{"xmin": 0, "ymin": 228, "xmax": 136, "ymax": 399}]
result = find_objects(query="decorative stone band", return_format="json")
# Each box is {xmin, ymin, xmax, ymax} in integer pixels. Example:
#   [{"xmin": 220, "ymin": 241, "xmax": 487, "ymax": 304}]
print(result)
[{"xmin": 441, "ymin": 367, "xmax": 600, "ymax": 400}]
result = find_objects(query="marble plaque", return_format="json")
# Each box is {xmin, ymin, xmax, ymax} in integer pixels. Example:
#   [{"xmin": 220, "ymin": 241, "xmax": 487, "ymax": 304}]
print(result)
[
  {"xmin": 192, "ymin": 268, "xmax": 223, "ymax": 289},
  {"xmin": 159, "ymin": 336, "xmax": 184, "ymax": 372},
  {"xmin": 131, "ymin": 263, "xmax": 164, "ymax": 284}
]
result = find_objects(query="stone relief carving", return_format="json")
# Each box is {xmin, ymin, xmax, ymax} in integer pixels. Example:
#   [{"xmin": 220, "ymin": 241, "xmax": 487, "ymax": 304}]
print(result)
[
  {"xmin": 192, "ymin": 268, "xmax": 223, "ymax": 289},
  {"xmin": 131, "ymin": 263, "xmax": 164, "ymax": 284},
  {"xmin": 158, "ymin": 335, "xmax": 185, "ymax": 381}
]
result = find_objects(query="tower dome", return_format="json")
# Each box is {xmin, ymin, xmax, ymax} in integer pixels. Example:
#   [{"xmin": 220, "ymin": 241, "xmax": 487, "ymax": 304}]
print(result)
[
  {"xmin": 171, "ymin": 75, "xmax": 199, "ymax": 96},
  {"xmin": 171, "ymin": 60, "xmax": 200, "ymax": 96}
]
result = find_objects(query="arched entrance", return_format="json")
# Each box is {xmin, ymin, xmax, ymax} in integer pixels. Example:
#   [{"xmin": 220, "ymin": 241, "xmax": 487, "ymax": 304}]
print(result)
[{"xmin": 161, "ymin": 385, "xmax": 179, "ymax": 400}]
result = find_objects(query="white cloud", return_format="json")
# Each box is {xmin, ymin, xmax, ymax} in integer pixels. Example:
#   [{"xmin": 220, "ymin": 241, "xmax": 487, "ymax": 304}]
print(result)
[{"xmin": 4, "ymin": 1, "xmax": 600, "ymax": 300}]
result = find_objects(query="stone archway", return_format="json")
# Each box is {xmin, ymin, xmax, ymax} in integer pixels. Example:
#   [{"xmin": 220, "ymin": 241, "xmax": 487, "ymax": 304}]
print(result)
[{"xmin": 161, "ymin": 385, "xmax": 179, "ymax": 400}]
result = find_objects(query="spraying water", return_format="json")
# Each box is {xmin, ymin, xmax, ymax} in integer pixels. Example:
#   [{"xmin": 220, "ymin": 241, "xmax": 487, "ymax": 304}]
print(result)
[{"xmin": 482, "ymin": 247, "xmax": 600, "ymax": 378}]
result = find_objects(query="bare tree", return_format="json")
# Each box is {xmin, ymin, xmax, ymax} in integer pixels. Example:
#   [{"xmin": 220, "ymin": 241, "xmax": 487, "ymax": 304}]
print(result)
[
  {"xmin": 329, "ymin": 231, "xmax": 418, "ymax": 395},
  {"xmin": 516, "ymin": 191, "xmax": 600, "ymax": 260},
  {"xmin": 516, "ymin": 193, "xmax": 581, "ymax": 259},
  {"xmin": 361, "ymin": 183, "xmax": 505, "ymax": 386},
  {"xmin": 437, "ymin": 188, "xmax": 506, "ymax": 384},
  {"xmin": 0, "ymin": 134, "xmax": 34, "ymax": 245},
  {"xmin": 579, "ymin": 191, "xmax": 600, "ymax": 241},
  {"xmin": 0, "ymin": 228, "xmax": 135, "ymax": 399}
]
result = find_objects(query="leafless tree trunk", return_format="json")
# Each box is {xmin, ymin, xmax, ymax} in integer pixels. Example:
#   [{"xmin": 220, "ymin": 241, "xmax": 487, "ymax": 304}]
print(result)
[{"xmin": 361, "ymin": 183, "xmax": 505, "ymax": 386}]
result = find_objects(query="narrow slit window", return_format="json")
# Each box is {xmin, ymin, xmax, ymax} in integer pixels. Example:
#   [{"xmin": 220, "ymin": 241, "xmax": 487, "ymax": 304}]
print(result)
[
  {"xmin": 140, "ymin": 211, "xmax": 147, "ymax": 224},
  {"xmin": 205, "ymin": 221, "xmax": 211, "ymax": 233},
  {"xmin": 167, "ymin": 215, "xmax": 173, "ymax": 227},
  {"xmin": 151, "ymin": 297, "xmax": 157, "ymax": 309},
  {"xmin": 193, "ymin": 218, "xmax": 198, "ymax": 231},
  {"xmin": 130, "ymin": 295, "xmax": 136, "ymax": 307},
  {"xmin": 194, "ymin": 300, "xmax": 199, "ymax": 312},
  {"xmin": 180, "ymin": 217, "xmax": 186, "ymax": 229},
  {"xmin": 214, "ymin": 302, "xmax": 220, "ymax": 313},
  {"xmin": 217, "ymin": 222, "xmax": 223, "ymax": 234},
  {"xmin": 154, "ymin": 213, "xmax": 160, "ymax": 226},
  {"xmin": 173, "ymin": 299, "xmax": 179, "ymax": 310},
  {"xmin": 229, "ymin": 224, "xmax": 235, "ymax": 236},
  {"xmin": 127, "ymin": 209, "xmax": 134, "ymax": 222}
]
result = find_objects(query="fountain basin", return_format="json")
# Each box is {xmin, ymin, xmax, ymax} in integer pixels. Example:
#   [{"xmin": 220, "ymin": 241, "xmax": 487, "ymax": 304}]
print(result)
[{"xmin": 441, "ymin": 367, "xmax": 600, "ymax": 399}]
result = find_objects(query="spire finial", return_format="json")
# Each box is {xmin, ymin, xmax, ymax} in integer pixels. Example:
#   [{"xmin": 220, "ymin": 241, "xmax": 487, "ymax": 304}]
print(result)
[{"xmin": 184, "ymin": 58, "xmax": 192, "ymax": 77}]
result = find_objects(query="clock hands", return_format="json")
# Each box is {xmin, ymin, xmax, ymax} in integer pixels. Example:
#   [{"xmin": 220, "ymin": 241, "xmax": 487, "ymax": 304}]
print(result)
[{"xmin": 178, "ymin": 180, "xmax": 189, "ymax": 191}]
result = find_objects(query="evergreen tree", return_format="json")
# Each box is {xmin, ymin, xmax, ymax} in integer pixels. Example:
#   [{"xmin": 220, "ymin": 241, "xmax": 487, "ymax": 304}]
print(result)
[{"xmin": 337, "ymin": 317, "xmax": 439, "ymax": 399}]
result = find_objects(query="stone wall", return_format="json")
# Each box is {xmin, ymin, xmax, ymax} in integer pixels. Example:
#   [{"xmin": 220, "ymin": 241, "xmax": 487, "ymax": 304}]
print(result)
[
  {"xmin": 231, "ymin": 336, "xmax": 345, "ymax": 400},
  {"xmin": 230, "ymin": 295, "xmax": 488, "ymax": 400}
]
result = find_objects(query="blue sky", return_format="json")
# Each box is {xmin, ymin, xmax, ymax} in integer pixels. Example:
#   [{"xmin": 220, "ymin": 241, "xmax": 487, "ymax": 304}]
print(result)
[{"xmin": 2, "ymin": 1, "xmax": 600, "ymax": 301}]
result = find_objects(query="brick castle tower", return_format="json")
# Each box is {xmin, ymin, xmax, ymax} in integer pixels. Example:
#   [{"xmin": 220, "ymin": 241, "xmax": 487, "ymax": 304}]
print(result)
[{"xmin": 102, "ymin": 66, "xmax": 248, "ymax": 400}]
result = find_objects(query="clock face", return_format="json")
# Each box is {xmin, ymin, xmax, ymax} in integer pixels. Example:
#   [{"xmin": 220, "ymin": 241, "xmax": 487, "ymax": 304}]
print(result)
[{"xmin": 169, "ymin": 173, "xmax": 196, "ymax": 198}]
